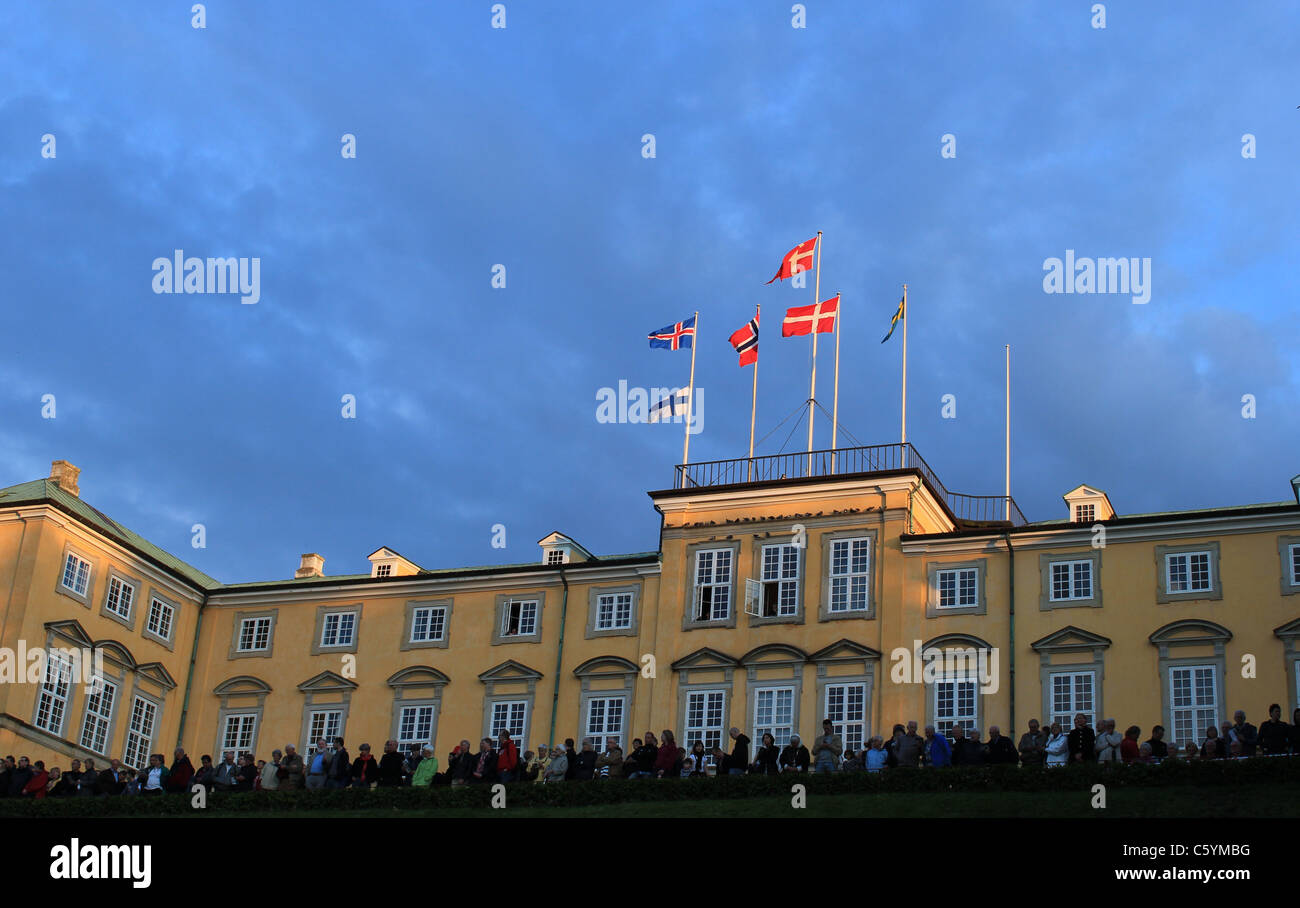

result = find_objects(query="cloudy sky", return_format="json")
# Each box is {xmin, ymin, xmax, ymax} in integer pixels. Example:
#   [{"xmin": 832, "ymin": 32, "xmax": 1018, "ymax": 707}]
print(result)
[{"xmin": 2, "ymin": 1, "xmax": 1297, "ymax": 583}]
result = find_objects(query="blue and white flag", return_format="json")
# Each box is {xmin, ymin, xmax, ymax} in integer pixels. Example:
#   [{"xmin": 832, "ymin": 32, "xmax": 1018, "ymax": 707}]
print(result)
[{"xmin": 648, "ymin": 388, "xmax": 691, "ymax": 423}]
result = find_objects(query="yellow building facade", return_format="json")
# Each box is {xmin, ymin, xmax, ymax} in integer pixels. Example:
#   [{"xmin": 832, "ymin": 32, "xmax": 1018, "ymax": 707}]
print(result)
[{"xmin": 2, "ymin": 449, "xmax": 1298, "ymax": 771}]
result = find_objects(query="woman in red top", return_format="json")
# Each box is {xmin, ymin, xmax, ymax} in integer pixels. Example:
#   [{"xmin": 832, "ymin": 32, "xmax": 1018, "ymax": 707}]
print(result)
[
  {"xmin": 1119, "ymin": 726, "xmax": 1141, "ymax": 763},
  {"xmin": 22, "ymin": 761, "xmax": 50, "ymax": 798},
  {"xmin": 653, "ymin": 730, "xmax": 679, "ymax": 777}
]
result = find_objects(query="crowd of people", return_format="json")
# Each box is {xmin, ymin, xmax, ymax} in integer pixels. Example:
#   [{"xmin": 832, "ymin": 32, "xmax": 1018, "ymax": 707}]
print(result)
[{"xmin": 3, "ymin": 703, "xmax": 1296, "ymax": 799}]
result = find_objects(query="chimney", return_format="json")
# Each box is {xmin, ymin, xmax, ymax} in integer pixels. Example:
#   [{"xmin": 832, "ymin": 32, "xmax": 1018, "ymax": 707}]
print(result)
[
  {"xmin": 49, "ymin": 460, "xmax": 81, "ymax": 497},
  {"xmin": 295, "ymin": 553, "xmax": 325, "ymax": 579}
]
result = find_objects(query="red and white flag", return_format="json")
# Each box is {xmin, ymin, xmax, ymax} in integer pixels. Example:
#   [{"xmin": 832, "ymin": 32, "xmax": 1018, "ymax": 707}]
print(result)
[
  {"xmin": 728, "ymin": 310, "xmax": 759, "ymax": 367},
  {"xmin": 782, "ymin": 295, "xmax": 839, "ymax": 337},
  {"xmin": 766, "ymin": 236, "xmax": 818, "ymax": 284}
]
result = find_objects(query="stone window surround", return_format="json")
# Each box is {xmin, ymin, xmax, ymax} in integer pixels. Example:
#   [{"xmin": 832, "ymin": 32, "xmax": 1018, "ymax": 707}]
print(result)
[
  {"xmin": 925, "ymin": 560, "xmax": 988, "ymax": 618},
  {"xmin": 575, "ymin": 658, "xmax": 638, "ymax": 752},
  {"xmin": 212, "ymin": 676, "xmax": 271, "ymax": 760},
  {"xmin": 585, "ymin": 584, "xmax": 640, "ymax": 639},
  {"xmin": 491, "ymin": 592, "xmax": 547, "ymax": 645},
  {"xmin": 141, "ymin": 588, "xmax": 179, "ymax": 652},
  {"xmin": 1150, "ymin": 621, "xmax": 1230, "ymax": 747},
  {"xmin": 229, "ymin": 609, "xmax": 279, "ymax": 660},
  {"xmin": 683, "ymin": 539, "xmax": 742, "ymax": 631},
  {"xmin": 747, "ymin": 532, "xmax": 806, "ymax": 628},
  {"xmin": 54, "ymin": 542, "xmax": 97, "ymax": 607},
  {"xmin": 99, "ymin": 569, "xmax": 142, "ymax": 632},
  {"xmin": 311, "ymin": 603, "xmax": 364, "ymax": 656},
  {"xmin": 1038, "ymin": 550, "xmax": 1103, "ymax": 611},
  {"xmin": 1278, "ymin": 537, "xmax": 1300, "ymax": 597},
  {"xmin": 819, "ymin": 529, "xmax": 879, "ymax": 622},
  {"xmin": 401, "ymin": 598, "xmax": 453, "ymax": 651},
  {"xmin": 1154, "ymin": 541, "xmax": 1223, "ymax": 604}
]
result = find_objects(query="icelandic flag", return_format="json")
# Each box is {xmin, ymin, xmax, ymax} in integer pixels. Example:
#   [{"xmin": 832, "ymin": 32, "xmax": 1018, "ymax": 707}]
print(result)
[
  {"xmin": 649, "ymin": 388, "xmax": 691, "ymax": 423},
  {"xmin": 648, "ymin": 315, "xmax": 696, "ymax": 351}
]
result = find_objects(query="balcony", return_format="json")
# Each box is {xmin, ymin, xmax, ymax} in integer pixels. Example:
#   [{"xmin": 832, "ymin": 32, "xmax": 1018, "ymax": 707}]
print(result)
[{"xmin": 673, "ymin": 442, "xmax": 1027, "ymax": 528}]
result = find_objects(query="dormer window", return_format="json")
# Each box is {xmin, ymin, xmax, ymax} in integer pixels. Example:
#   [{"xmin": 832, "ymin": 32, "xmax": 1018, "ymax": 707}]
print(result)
[
  {"xmin": 1074, "ymin": 504, "xmax": 1095, "ymax": 524},
  {"xmin": 545, "ymin": 551, "xmax": 566, "ymax": 566},
  {"xmin": 375, "ymin": 564, "xmax": 392, "ymax": 578}
]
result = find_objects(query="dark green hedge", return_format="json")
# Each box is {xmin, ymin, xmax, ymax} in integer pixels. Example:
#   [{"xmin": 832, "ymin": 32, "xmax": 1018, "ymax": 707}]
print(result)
[{"xmin": 2, "ymin": 757, "xmax": 1296, "ymax": 817}]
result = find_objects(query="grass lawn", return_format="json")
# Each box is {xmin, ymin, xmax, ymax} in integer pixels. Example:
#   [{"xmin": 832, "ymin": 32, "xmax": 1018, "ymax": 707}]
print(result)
[{"xmin": 187, "ymin": 784, "xmax": 1300, "ymax": 818}]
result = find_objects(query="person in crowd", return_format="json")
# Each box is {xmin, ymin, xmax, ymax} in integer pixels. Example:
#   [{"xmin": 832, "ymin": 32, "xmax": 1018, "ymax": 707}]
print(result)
[
  {"xmin": 653, "ymin": 730, "xmax": 678, "ymax": 777},
  {"xmin": 166, "ymin": 747, "xmax": 193, "ymax": 793},
  {"xmin": 753, "ymin": 733, "xmax": 780, "ymax": 774},
  {"xmin": 496, "ymin": 731, "xmax": 520, "ymax": 783},
  {"xmin": 864, "ymin": 736, "xmax": 889, "ymax": 772},
  {"xmin": 571, "ymin": 740, "xmax": 598, "ymax": 780},
  {"xmin": 411, "ymin": 746, "xmax": 439, "ymax": 787},
  {"xmin": 681, "ymin": 755, "xmax": 696, "ymax": 777},
  {"xmin": 141, "ymin": 754, "xmax": 169, "ymax": 795},
  {"xmin": 191, "ymin": 755, "xmax": 214, "ymax": 793},
  {"xmin": 596, "ymin": 738, "xmax": 625, "ymax": 779},
  {"xmin": 305, "ymin": 739, "xmax": 331, "ymax": 790},
  {"xmin": 1095, "ymin": 719, "xmax": 1123, "ymax": 763},
  {"xmin": 882, "ymin": 724, "xmax": 904, "ymax": 768},
  {"xmin": 895, "ymin": 720, "xmax": 925, "ymax": 768},
  {"xmin": 1120, "ymin": 726, "xmax": 1141, "ymax": 763},
  {"xmin": 279, "ymin": 744, "xmax": 304, "ymax": 790},
  {"xmin": 1145, "ymin": 726, "xmax": 1169, "ymax": 760},
  {"xmin": 726, "ymin": 727, "xmax": 750, "ymax": 776},
  {"xmin": 525, "ymin": 746, "xmax": 547, "ymax": 783},
  {"xmin": 469, "ymin": 738, "xmax": 497, "ymax": 785},
  {"xmin": 1201, "ymin": 725, "xmax": 1226, "ymax": 760},
  {"xmin": 561, "ymin": 737, "xmax": 579, "ymax": 781},
  {"xmin": 1044, "ymin": 722, "xmax": 1069, "ymax": 766},
  {"xmin": 75, "ymin": 759, "xmax": 97, "ymax": 797},
  {"xmin": 233, "ymin": 753, "xmax": 257, "ymax": 792},
  {"xmin": 212, "ymin": 751, "xmax": 239, "ymax": 792},
  {"xmin": 260, "ymin": 750, "xmax": 282, "ymax": 791},
  {"xmin": 841, "ymin": 748, "xmax": 862, "ymax": 772},
  {"xmin": 1068, "ymin": 714, "xmax": 1096, "ymax": 763},
  {"xmin": 21, "ymin": 760, "xmax": 49, "ymax": 798},
  {"xmin": 986, "ymin": 725, "xmax": 1018, "ymax": 764},
  {"xmin": 97, "ymin": 758, "xmax": 124, "ymax": 796},
  {"xmin": 0, "ymin": 756, "xmax": 12, "ymax": 797},
  {"xmin": 1137, "ymin": 742, "xmax": 1154, "ymax": 763},
  {"xmin": 451, "ymin": 741, "xmax": 476, "ymax": 787},
  {"xmin": 49, "ymin": 767, "xmax": 76, "ymax": 797},
  {"xmin": 327, "ymin": 738, "xmax": 350, "ymax": 789},
  {"xmin": 379, "ymin": 739, "xmax": 407, "ymax": 787},
  {"xmin": 957, "ymin": 727, "xmax": 985, "ymax": 765},
  {"xmin": 351, "ymin": 743, "xmax": 382, "ymax": 788},
  {"xmin": 1018, "ymin": 719, "xmax": 1046, "ymax": 766},
  {"xmin": 924, "ymin": 725, "xmax": 951, "ymax": 768},
  {"xmin": 708, "ymin": 746, "xmax": 728, "ymax": 775},
  {"xmin": 543, "ymin": 745, "xmax": 568, "ymax": 782},
  {"xmin": 1231, "ymin": 710, "xmax": 1258, "ymax": 757},
  {"xmin": 8, "ymin": 756, "xmax": 32, "ymax": 797},
  {"xmin": 950, "ymin": 725, "xmax": 967, "ymax": 765},
  {"xmin": 58, "ymin": 759, "xmax": 82, "ymax": 795},
  {"xmin": 631, "ymin": 733, "xmax": 658, "ymax": 780},
  {"xmin": 1182, "ymin": 741, "xmax": 1199, "ymax": 761},
  {"xmin": 1258, "ymin": 704, "xmax": 1290, "ymax": 755},
  {"xmin": 811, "ymin": 719, "xmax": 842, "ymax": 772}
]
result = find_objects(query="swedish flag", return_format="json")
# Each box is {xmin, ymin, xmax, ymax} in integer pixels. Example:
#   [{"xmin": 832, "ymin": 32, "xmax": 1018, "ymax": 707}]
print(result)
[{"xmin": 880, "ymin": 294, "xmax": 905, "ymax": 343}]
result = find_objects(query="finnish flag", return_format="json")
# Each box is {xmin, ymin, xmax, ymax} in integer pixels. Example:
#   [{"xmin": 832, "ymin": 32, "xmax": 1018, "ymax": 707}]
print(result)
[{"xmin": 649, "ymin": 388, "xmax": 691, "ymax": 423}]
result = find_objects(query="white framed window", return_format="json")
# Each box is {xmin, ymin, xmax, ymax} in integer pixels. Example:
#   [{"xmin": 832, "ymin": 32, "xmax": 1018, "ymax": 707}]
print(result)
[
  {"xmin": 1048, "ymin": 670, "xmax": 1094, "ymax": 729},
  {"xmin": 824, "ymin": 682, "xmax": 866, "ymax": 754},
  {"xmin": 62, "ymin": 552, "xmax": 91, "ymax": 596},
  {"xmin": 306, "ymin": 710, "xmax": 343, "ymax": 748},
  {"xmin": 595, "ymin": 593, "xmax": 633, "ymax": 630},
  {"xmin": 410, "ymin": 606, "xmax": 447, "ymax": 643},
  {"xmin": 123, "ymin": 696, "xmax": 157, "ymax": 770},
  {"xmin": 684, "ymin": 689, "xmax": 726, "ymax": 766},
  {"xmin": 320, "ymin": 611, "xmax": 357, "ymax": 648},
  {"xmin": 500, "ymin": 599, "xmax": 538, "ymax": 637},
  {"xmin": 1170, "ymin": 664, "xmax": 1217, "ymax": 747},
  {"xmin": 221, "ymin": 713, "xmax": 258, "ymax": 758},
  {"xmin": 146, "ymin": 597, "xmax": 174, "ymax": 641},
  {"xmin": 34, "ymin": 652, "xmax": 74, "ymax": 735},
  {"xmin": 545, "ymin": 550, "xmax": 565, "ymax": 565},
  {"xmin": 936, "ymin": 568, "xmax": 978, "ymax": 609},
  {"xmin": 1074, "ymin": 504, "xmax": 1095, "ymax": 523},
  {"xmin": 375, "ymin": 563, "xmax": 392, "ymax": 578},
  {"xmin": 753, "ymin": 687, "xmax": 794, "ymax": 746},
  {"xmin": 933, "ymin": 679, "xmax": 977, "ymax": 738},
  {"xmin": 104, "ymin": 576, "xmax": 135, "ymax": 620},
  {"xmin": 828, "ymin": 538, "xmax": 870, "ymax": 612},
  {"xmin": 490, "ymin": 700, "xmax": 528, "ymax": 750},
  {"xmin": 1050, "ymin": 560, "xmax": 1093, "ymax": 601},
  {"xmin": 1166, "ymin": 551, "xmax": 1212, "ymax": 594},
  {"xmin": 238, "ymin": 617, "xmax": 273, "ymax": 652},
  {"xmin": 759, "ymin": 543, "xmax": 800, "ymax": 617},
  {"xmin": 583, "ymin": 696, "xmax": 625, "ymax": 750},
  {"xmin": 693, "ymin": 549, "xmax": 732, "ymax": 621},
  {"xmin": 1290, "ymin": 544, "xmax": 1300, "ymax": 586},
  {"xmin": 398, "ymin": 705, "xmax": 436, "ymax": 750},
  {"xmin": 80, "ymin": 677, "xmax": 117, "ymax": 754}
]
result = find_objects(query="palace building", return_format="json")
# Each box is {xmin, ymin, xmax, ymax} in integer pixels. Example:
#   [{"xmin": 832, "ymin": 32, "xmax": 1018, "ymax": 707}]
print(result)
[{"xmin": 2, "ymin": 448, "xmax": 1298, "ymax": 770}]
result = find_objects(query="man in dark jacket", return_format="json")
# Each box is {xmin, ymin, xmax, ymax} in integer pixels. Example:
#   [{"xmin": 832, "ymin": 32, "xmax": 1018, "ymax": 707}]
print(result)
[
  {"xmin": 7, "ymin": 756, "xmax": 32, "ymax": 797},
  {"xmin": 570, "ymin": 741, "xmax": 598, "ymax": 780},
  {"xmin": 378, "ymin": 739, "xmax": 406, "ymax": 786},
  {"xmin": 1258, "ymin": 704, "xmax": 1290, "ymax": 755},
  {"xmin": 1230, "ymin": 710, "xmax": 1258, "ymax": 756},
  {"xmin": 450, "ymin": 741, "xmax": 475, "ymax": 786},
  {"xmin": 212, "ymin": 751, "xmax": 239, "ymax": 792},
  {"xmin": 1067, "ymin": 714, "xmax": 1096, "ymax": 763},
  {"xmin": 470, "ymin": 738, "xmax": 498, "ymax": 784},
  {"xmin": 563, "ymin": 738, "xmax": 579, "ymax": 780},
  {"xmin": 955, "ymin": 727, "xmax": 985, "ymax": 765},
  {"xmin": 166, "ymin": 748, "xmax": 194, "ymax": 793},
  {"xmin": 727, "ymin": 727, "xmax": 751, "ymax": 775},
  {"xmin": 985, "ymin": 726, "xmax": 1018, "ymax": 764},
  {"xmin": 1018, "ymin": 720, "xmax": 1047, "ymax": 765},
  {"xmin": 1145, "ymin": 726, "xmax": 1169, "ymax": 760},
  {"xmin": 0, "ymin": 755, "xmax": 13, "ymax": 797},
  {"xmin": 780, "ymin": 735, "xmax": 811, "ymax": 772},
  {"xmin": 96, "ymin": 759, "xmax": 124, "ymax": 795},
  {"xmin": 191, "ymin": 755, "xmax": 215, "ymax": 792},
  {"xmin": 233, "ymin": 754, "xmax": 257, "ymax": 792},
  {"xmin": 327, "ymin": 738, "xmax": 351, "ymax": 789}
]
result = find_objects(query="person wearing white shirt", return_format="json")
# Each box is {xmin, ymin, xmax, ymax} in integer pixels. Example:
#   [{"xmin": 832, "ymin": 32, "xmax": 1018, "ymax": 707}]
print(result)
[{"xmin": 1045, "ymin": 723, "xmax": 1069, "ymax": 766}]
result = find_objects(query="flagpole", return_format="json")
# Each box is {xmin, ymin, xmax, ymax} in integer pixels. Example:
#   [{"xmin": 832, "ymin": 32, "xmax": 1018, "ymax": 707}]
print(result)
[
  {"xmin": 1005, "ymin": 343, "xmax": 1011, "ymax": 522},
  {"xmin": 806, "ymin": 231, "xmax": 822, "ymax": 476},
  {"xmin": 747, "ymin": 305, "xmax": 759, "ymax": 482},
  {"xmin": 900, "ymin": 283, "xmax": 908, "ymax": 455},
  {"xmin": 831, "ymin": 291, "xmax": 841, "ymax": 474},
  {"xmin": 682, "ymin": 310, "xmax": 699, "ymax": 470}
]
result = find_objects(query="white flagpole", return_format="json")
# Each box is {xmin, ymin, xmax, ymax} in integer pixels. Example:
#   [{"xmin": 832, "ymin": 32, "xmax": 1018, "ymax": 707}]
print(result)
[
  {"xmin": 901, "ymin": 283, "xmax": 908, "ymax": 452},
  {"xmin": 806, "ymin": 231, "xmax": 822, "ymax": 476},
  {"xmin": 831, "ymin": 291, "xmax": 842, "ymax": 474},
  {"xmin": 1005, "ymin": 343, "xmax": 1011, "ymax": 521},
  {"xmin": 682, "ymin": 311, "xmax": 699, "ymax": 470},
  {"xmin": 747, "ymin": 305, "xmax": 759, "ymax": 482}
]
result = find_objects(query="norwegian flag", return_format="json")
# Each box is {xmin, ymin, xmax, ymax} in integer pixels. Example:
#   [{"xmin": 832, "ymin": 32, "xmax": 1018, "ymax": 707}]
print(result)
[
  {"xmin": 765, "ymin": 236, "xmax": 818, "ymax": 284},
  {"xmin": 647, "ymin": 315, "xmax": 696, "ymax": 351},
  {"xmin": 728, "ymin": 310, "xmax": 759, "ymax": 367},
  {"xmin": 782, "ymin": 295, "xmax": 839, "ymax": 337}
]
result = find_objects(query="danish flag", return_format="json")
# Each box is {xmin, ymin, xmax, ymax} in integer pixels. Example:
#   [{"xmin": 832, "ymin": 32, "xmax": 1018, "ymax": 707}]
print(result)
[
  {"xmin": 728, "ymin": 310, "xmax": 759, "ymax": 367},
  {"xmin": 766, "ymin": 236, "xmax": 818, "ymax": 284},
  {"xmin": 782, "ymin": 295, "xmax": 839, "ymax": 337}
]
